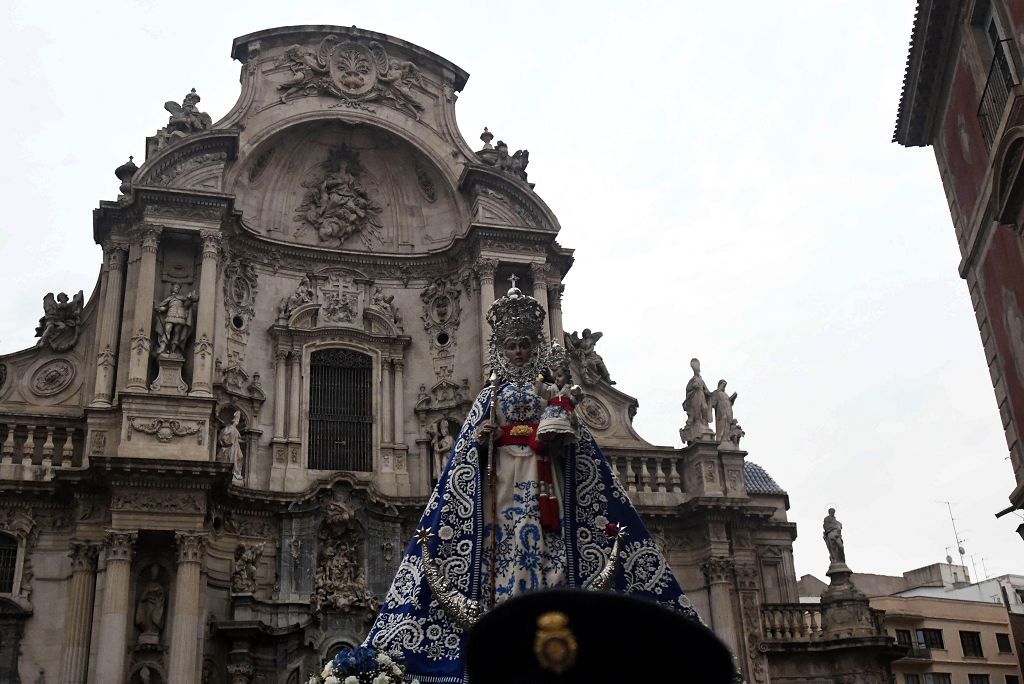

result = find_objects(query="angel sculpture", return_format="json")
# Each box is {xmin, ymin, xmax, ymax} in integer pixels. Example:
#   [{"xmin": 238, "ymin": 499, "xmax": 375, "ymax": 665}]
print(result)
[
  {"xmin": 565, "ymin": 328, "xmax": 614, "ymax": 385},
  {"xmin": 163, "ymin": 88, "xmax": 212, "ymax": 135},
  {"xmin": 277, "ymin": 45, "xmax": 330, "ymax": 103},
  {"xmin": 370, "ymin": 41, "xmax": 426, "ymax": 117},
  {"xmin": 34, "ymin": 290, "xmax": 84, "ymax": 352}
]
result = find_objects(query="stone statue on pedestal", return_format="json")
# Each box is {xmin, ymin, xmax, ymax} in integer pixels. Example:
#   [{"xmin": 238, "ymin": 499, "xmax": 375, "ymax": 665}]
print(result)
[
  {"xmin": 680, "ymin": 358, "xmax": 714, "ymax": 444},
  {"xmin": 708, "ymin": 380, "xmax": 737, "ymax": 442},
  {"xmin": 565, "ymin": 328, "xmax": 614, "ymax": 386},
  {"xmin": 154, "ymin": 283, "xmax": 198, "ymax": 357},
  {"xmin": 823, "ymin": 507, "xmax": 846, "ymax": 565},
  {"xmin": 134, "ymin": 564, "xmax": 166, "ymax": 644},
  {"xmin": 218, "ymin": 410, "xmax": 245, "ymax": 483}
]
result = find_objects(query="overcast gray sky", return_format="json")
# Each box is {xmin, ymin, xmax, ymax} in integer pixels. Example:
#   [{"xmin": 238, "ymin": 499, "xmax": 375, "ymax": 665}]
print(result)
[{"xmin": 2, "ymin": 1, "xmax": 1018, "ymax": 583}]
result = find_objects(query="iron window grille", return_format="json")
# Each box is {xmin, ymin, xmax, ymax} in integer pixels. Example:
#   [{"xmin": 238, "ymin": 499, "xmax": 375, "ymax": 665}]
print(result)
[
  {"xmin": 308, "ymin": 348, "xmax": 373, "ymax": 472},
  {"xmin": 0, "ymin": 535, "xmax": 16, "ymax": 593},
  {"xmin": 978, "ymin": 38, "xmax": 1019, "ymax": 147}
]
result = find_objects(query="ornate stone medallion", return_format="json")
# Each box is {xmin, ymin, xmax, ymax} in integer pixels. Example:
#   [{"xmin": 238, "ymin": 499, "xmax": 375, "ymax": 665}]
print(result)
[
  {"xmin": 30, "ymin": 359, "xmax": 76, "ymax": 396},
  {"xmin": 577, "ymin": 396, "xmax": 611, "ymax": 431}
]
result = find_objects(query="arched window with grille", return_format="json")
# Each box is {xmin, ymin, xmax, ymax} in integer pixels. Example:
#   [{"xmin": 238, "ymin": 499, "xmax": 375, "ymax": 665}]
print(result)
[
  {"xmin": 308, "ymin": 348, "xmax": 373, "ymax": 471},
  {"xmin": 0, "ymin": 534, "xmax": 17, "ymax": 594}
]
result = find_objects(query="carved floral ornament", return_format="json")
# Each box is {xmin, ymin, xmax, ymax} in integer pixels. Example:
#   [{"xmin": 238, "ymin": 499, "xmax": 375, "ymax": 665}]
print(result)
[
  {"xmin": 127, "ymin": 417, "xmax": 206, "ymax": 444},
  {"xmin": 276, "ymin": 37, "xmax": 427, "ymax": 118},
  {"xmin": 29, "ymin": 359, "xmax": 76, "ymax": 397}
]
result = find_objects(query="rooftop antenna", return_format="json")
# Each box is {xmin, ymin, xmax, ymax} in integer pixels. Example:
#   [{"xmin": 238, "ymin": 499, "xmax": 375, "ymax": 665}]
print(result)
[{"xmin": 940, "ymin": 501, "xmax": 968, "ymax": 578}]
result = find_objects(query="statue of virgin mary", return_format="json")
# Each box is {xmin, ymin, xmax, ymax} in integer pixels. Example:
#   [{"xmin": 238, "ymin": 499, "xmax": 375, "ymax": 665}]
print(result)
[{"xmin": 363, "ymin": 283, "xmax": 701, "ymax": 682}]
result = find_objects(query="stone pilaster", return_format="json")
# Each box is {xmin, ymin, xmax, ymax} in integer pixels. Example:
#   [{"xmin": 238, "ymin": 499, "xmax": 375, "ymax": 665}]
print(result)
[
  {"xmin": 547, "ymin": 283, "xmax": 564, "ymax": 345},
  {"xmin": 126, "ymin": 226, "xmax": 162, "ymax": 391},
  {"xmin": 288, "ymin": 347, "xmax": 302, "ymax": 442},
  {"xmin": 94, "ymin": 530, "xmax": 137, "ymax": 684},
  {"xmin": 91, "ymin": 243, "xmax": 127, "ymax": 407},
  {"xmin": 58, "ymin": 542, "xmax": 100, "ymax": 683},
  {"xmin": 189, "ymin": 230, "xmax": 221, "ymax": 397},
  {"xmin": 167, "ymin": 532, "xmax": 206, "ymax": 684},
  {"xmin": 477, "ymin": 258, "xmax": 499, "ymax": 360},
  {"xmin": 530, "ymin": 263, "xmax": 551, "ymax": 339},
  {"xmin": 393, "ymin": 359, "xmax": 405, "ymax": 444},
  {"xmin": 273, "ymin": 346, "xmax": 288, "ymax": 440},
  {"xmin": 382, "ymin": 358, "xmax": 393, "ymax": 445},
  {"xmin": 702, "ymin": 556, "xmax": 740, "ymax": 655}
]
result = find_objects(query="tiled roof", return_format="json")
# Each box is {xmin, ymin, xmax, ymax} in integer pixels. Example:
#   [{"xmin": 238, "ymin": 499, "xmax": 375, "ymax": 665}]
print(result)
[{"xmin": 744, "ymin": 461, "xmax": 786, "ymax": 495}]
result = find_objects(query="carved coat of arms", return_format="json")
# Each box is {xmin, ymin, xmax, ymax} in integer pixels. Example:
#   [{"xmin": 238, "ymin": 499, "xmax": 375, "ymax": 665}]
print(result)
[{"xmin": 277, "ymin": 37, "xmax": 426, "ymax": 118}]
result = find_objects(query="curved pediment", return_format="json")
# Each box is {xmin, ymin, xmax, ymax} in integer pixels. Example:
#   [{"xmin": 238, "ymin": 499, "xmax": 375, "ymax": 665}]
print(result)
[
  {"xmin": 134, "ymin": 131, "xmax": 238, "ymax": 192},
  {"xmin": 229, "ymin": 120, "xmax": 466, "ymax": 253}
]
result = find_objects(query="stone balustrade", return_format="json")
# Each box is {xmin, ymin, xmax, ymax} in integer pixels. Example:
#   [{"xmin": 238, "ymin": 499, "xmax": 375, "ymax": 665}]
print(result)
[
  {"xmin": 607, "ymin": 452, "xmax": 684, "ymax": 495},
  {"xmin": 0, "ymin": 417, "xmax": 86, "ymax": 480},
  {"xmin": 762, "ymin": 603, "xmax": 824, "ymax": 641}
]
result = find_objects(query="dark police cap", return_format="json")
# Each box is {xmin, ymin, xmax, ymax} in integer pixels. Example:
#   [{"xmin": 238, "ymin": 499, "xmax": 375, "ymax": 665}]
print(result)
[{"xmin": 466, "ymin": 589, "xmax": 734, "ymax": 683}]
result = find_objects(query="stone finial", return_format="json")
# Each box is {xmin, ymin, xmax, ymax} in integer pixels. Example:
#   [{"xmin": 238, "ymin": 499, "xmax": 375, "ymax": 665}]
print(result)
[
  {"xmin": 114, "ymin": 155, "xmax": 138, "ymax": 195},
  {"xmin": 480, "ymin": 127, "xmax": 494, "ymax": 149}
]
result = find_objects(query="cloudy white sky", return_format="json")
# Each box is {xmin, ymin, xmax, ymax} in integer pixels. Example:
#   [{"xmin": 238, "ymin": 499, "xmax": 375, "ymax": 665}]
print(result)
[{"xmin": 2, "ymin": 1, "xmax": 1018, "ymax": 583}]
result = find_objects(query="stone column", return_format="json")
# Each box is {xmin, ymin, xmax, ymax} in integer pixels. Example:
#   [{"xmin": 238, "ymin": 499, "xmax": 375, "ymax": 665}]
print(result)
[
  {"xmin": 477, "ymin": 258, "xmax": 499, "ymax": 359},
  {"xmin": 530, "ymin": 263, "xmax": 551, "ymax": 339},
  {"xmin": 381, "ymin": 358, "xmax": 393, "ymax": 445},
  {"xmin": 288, "ymin": 347, "xmax": 302, "ymax": 442},
  {"xmin": 126, "ymin": 226, "xmax": 162, "ymax": 391},
  {"xmin": 189, "ymin": 230, "xmax": 221, "ymax": 397},
  {"xmin": 702, "ymin": 557, "xmax": 739, "ymax": 655},
  {"xmin": 94, "ymin": 530, "xmax": 137, "ymax": 684},
  {"xmin": 91, "ymin": 243, "xmax": 128, "ymax": 407},
  {"xmin": 167, "ymin": 532, "xmax": 206, "ymax": 684},
  {"xmin": 547, "ymin": 283, "xmax": 564, "ymax": 345},
  {"xmin": 273, "ymin": 346, "xmax": 288, "ymax": 440},
  {"xmin": 393, "ymin": 359, "xmax": 405, "ymax": 444},
  {"xmin": 59, "ymin": 542, "xmax": 100, "ymax": 683}
]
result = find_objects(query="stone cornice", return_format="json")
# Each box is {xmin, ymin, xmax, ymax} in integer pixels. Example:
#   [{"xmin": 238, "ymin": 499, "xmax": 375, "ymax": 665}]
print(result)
[{"xmin": 893, "ymin": 0, "xmax": 963, "ymax": 146}]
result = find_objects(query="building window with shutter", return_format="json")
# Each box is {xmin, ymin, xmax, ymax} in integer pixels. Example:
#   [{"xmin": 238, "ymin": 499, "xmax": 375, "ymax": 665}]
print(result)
[
  {"xmin": 0, "ymin": 534, "xmax": 17, "ymax": 594},
  {"xmin": 968, "ymin": 676, "xmax": 990, "ymax": 684},
  {"xmin": 308, "ymin": 348, "xmax": 373, "ymax": 471},
  {"xmin": 996, "ymin": 633, "xmax": 1012, "ymax": 653},
  {"xmin": 917, "ymin": 628, "xmax": 945, "ymax": 649}
]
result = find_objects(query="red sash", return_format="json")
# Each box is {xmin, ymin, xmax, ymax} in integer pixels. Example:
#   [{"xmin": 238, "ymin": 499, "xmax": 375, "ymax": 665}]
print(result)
[{"xmin": 495, "ymin": 423, "xmax": 561, "ymax": 532}]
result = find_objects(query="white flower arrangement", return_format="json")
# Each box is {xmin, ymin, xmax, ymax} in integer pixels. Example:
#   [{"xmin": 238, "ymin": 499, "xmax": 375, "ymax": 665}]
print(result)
[{"xmin": 307, "ymin": 646, "xmax": 416, "ymax": 684}]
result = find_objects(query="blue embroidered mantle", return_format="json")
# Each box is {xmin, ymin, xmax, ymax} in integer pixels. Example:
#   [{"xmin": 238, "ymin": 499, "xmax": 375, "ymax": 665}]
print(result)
[{"xmin": 364, "ymin": 385, "xmax": 700, "ymax": 682}]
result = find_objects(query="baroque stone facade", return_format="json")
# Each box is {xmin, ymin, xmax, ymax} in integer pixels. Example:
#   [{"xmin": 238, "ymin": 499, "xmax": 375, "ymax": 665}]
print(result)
[{"xmin": 0, "ymin": 25, "xmax": 894, "ymax": 683}]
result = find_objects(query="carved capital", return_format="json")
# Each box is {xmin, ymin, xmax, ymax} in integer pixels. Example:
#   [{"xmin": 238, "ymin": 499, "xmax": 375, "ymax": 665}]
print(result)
[
  {"xmin": 529, "ymin": 262, "xmax": 551, "ymax": 284},
  {"xmin": 175, "ymin": 531, "xmax": 206, "ymax": 565},
  {"xmin": 103, "ymin": 530, "xmax": 137, "ymax": 563},
  {"xmin": 200, "ymin": 229, "xmax": 222, "ymax": 258},
  {"xmin": 103, "ymin": 242, "xmax": 128, "ymax": 272},
  {"xmin": 274, "ymin": 346, "xmax": 290, "ymax": 363},
  {"xmin": 69, "ymin": 542, "xmax": 100, "ymax": 573},
  {"xmin": 547, "ymin": 283, "xmax": 564, "ymax": 308},
  {"xmin": 290, "ymin": 346, "xmax": 303, "ymax": 364},
  {"xmin": 227, "ymin": 662, "xmax": 255, "ymax": 684},
  {"xmin": 701, "ymin": 556, "xmax": 735, "ymax": 585},
  {"xmin": 393, "ymin": 358, "xmax": 405, "ymax": 372},
  {"xmin": 139, "ymin": 225, "xmax": 162, "ymax": 253},
  {"xmin": 476, "ymin": 258, "xmax": 499, "ymax": 281}
]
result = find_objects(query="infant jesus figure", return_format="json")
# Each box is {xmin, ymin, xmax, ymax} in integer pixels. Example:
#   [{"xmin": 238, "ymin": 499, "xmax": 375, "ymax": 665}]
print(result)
[{"xmin": 535, "ymin": 343, "xmax": 584, "ymax": 448}]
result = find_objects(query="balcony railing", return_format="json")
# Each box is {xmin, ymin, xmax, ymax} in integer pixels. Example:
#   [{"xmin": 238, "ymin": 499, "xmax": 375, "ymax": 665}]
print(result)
[
  {"xmin": 978, "ymin": 39, "xmax": 1019, "ymax": 147},
  {"xmin": 0, "ymin": 417, "xmax": 86, "ymax": 480}
]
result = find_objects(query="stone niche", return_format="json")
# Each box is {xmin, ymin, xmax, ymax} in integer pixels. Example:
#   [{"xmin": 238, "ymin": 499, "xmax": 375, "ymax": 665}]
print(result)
[{"xmin": 230, "ymin": 121, "xmax": 462, "ymax": 253}]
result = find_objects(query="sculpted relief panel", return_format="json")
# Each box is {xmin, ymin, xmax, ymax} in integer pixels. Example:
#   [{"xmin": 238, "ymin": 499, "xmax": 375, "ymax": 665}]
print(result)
[{"xmin": 231, "ymin": 123, "xmax": 462, "ymax": 253}]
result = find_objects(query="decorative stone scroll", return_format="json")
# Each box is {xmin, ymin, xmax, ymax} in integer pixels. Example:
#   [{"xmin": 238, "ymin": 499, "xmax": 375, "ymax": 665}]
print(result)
[{"xmin": 277, "ymin": 37, "xmax": 427, "ymax": 118}]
